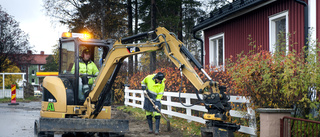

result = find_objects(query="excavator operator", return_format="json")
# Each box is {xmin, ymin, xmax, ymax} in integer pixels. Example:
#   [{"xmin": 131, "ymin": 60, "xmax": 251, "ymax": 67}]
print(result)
[
  {"xmin": 72, "ymin": 48, "xmax": 99, "ymax": 100},
  {"xmin": 141, "ymin": 72, "xmax": 166, "ymax": 135}
]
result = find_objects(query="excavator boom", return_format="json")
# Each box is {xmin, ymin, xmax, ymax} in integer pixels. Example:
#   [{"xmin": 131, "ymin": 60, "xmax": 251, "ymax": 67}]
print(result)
[{"xmin": 86, "ymin": 27, "xmax": 217, "ymax": 118}]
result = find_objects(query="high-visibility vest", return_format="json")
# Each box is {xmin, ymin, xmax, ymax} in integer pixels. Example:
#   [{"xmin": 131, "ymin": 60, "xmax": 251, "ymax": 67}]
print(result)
[
  {"xmin": 71, "ymin": 60, "xmax": 99, "ymax": 84},
  {"xmin": 141, "ymin": 74, "xmax": 166, "ymax": 101}
]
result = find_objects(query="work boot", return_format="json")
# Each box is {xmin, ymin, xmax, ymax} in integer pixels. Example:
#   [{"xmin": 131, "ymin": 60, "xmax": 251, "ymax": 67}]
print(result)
[
  {"xmin": 146, "ymin": 115, "xmax": 153, "ymax": 133},
  {"xmin": 155, "ymin": 116, "xmax": 161, "ymax": 135}
]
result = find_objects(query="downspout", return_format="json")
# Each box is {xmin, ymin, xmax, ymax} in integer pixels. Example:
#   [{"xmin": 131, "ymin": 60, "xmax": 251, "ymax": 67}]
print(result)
[
  {"xmin": 193, "ymin": 31, "xmax": 204, "ymax": 66},
  {"xmin": 295, "ymin": 0, "xmax": 308, "ymax": 59}
]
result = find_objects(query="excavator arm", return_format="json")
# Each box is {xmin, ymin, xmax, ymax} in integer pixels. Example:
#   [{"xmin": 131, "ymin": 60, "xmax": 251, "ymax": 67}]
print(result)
[
  {"xmin": 85, "ymin": 27, "xmax": 209, "ymax": 116},
  {"xmin": 84, "ymin": 27, "xmax": 239, "ymax": 136}
]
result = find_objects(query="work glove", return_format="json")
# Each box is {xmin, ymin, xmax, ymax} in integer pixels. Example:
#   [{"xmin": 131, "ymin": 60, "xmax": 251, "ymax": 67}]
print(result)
[
  {"xmin": 142, "ymin": 85, "xmax": 146, "ymax": 90},
  {"xmin": 154, "ymin": 101, "xmax": 161, "ymax": 110},
  {"xmin": 81, "ymin": 76, "xmax": 89, "ymax": 85}
]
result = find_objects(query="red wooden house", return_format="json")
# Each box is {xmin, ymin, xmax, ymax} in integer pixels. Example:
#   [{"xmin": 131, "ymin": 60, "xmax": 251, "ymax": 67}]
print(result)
[{"xmin": 193, "ymin": 0, "xmax": 318, "ymax": 67}]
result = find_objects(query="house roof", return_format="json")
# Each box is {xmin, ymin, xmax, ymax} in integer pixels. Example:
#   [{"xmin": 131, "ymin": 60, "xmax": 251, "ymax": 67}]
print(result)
[
  {"xmin": 14, "ymin": 51, "xmax": 50, "ymax": 65},
  {"xmin": 30, "ymin": 54, "xmax": 49, "ymax": 65},
  {"xmin": 193, "ymin": 0, "xmax": 276, "ymax": 32}
]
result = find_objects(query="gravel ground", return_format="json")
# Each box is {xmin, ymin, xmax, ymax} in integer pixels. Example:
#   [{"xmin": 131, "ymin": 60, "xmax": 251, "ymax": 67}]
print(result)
[{"xmin": 0, "ymin": 101, "xmax": 182, "ymax": 137}]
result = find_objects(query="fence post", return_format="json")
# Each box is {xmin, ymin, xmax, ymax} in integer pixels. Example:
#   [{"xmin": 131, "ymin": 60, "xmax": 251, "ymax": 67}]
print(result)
[
  {"xmin": 132, "ymin": 90, "xmax": 136, "ymax": 108},
  {"xmin": 247, "ymin": 103, "xmax": 256, "ymax": 137},
  {"xmin": 2, "ymin": 73, "xmax": 4, "ymax": 98},
  {"xmin": 167, "ymin": 94, "xmax": 172, "ymax": 118},
  {"xmin": 256, "ymin": 108, "xmax": 293, "ymax": 137},
  {"xmin": 22, "ymin": 74, "xmax": 25, "ymax": 99},
  {"xmin": 141, "ymin": 90, "xmax": 144, "ymax": 108},
  {"xmin": 280, "ymin": 118, "xmax": 284, "ymax": 137},
  {"xmin": 124, "ymin": 87, "xmax": 129, "ymax": 106},
  {"xmin": 186, "ymin": 96, "xmax": 191, "ymax": 122}
]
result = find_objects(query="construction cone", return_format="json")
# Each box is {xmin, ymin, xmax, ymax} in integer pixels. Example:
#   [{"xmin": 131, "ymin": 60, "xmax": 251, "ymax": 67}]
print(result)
[{"xmin": 8, "ymin": 84, "xmax": 19, "ymax": 105}]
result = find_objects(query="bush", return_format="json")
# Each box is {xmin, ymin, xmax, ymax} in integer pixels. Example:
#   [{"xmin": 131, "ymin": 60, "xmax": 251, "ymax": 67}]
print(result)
[
  {"xmin": 23, "ymin": 81, "xmax": 34, "ymax": 98},
  {"xmin": 227, "ymin": 45, "xmax": 320, "ymax": 118}
]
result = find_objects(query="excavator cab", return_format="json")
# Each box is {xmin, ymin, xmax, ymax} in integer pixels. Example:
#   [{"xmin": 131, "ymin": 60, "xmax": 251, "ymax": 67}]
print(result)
[
  {"xmin": 36, "ymin": 33, "xmax": 128, "ymax": 137},
  {"xmin": 57, "ymin": 35, "xmax": 114, "ymax": 105}
]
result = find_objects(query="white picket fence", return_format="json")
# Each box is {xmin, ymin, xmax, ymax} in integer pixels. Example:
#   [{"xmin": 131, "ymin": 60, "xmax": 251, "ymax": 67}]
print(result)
[
  {"xmin": 0, "ymin": 89, "xmax": 24, "ymax": 99},
  {"xmin": 124, "ymin": 86, "xmax": 256, "ymax": 136}
]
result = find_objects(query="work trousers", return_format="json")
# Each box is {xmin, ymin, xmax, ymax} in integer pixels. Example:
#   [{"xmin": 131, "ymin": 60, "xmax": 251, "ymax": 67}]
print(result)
[{"xmin": 145, "ymin": 110, "xmax": 161, "ymax": 116}]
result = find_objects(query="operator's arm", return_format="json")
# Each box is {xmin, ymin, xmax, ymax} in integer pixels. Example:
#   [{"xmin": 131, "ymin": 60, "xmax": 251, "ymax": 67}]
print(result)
[{"xmin": 92, "ymin": 63, "xmax": 99, "ymax": 75}]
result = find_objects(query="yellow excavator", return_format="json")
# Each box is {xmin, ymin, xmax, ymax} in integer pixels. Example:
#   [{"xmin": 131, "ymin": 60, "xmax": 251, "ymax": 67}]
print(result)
[{"xmin": 34, "ymin": 27, "xmax": 240, "ymax": 137}]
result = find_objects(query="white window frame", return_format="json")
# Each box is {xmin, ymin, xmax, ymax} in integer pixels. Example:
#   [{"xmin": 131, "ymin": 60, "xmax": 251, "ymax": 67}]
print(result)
[
  {"xmin": 40, "ymin": 65, "xmax": 45, "ymax": 71},
  {"xmin": 32, "ymin": 70, "xmax": 35, "ymax": 76},
  {"xmin": 31, "ymin": 78, "xmax": 35, "ymax": 84},
  {"xmin": 269, "ymin": 10, "xmax": 289, "ymax": 54},
  {"xmin": 209, "ymin": 33, "xmax": 225, "ymax": 71}
]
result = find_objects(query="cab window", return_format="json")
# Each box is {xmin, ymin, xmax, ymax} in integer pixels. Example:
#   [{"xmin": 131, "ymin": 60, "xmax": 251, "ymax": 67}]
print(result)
[{"xmin": 60, "ymin": 41, "xmax": 75, "ymax": 74}]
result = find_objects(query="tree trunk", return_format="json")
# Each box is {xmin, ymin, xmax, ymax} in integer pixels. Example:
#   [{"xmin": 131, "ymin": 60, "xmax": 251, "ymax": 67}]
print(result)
[
  {"xmin": 134, "ymin": 0, "xmax": 138, "ymax": 73},
  {"xmin": 150, "ymin": 0, "xmax": 157, "ymax": 73},
  {"xmin": 100, "ymin": 0, "xmax": 106, "ymax": 39},
  {"xmin": 128, "ymin": 0, "xmax": 133, "ymax": 76},
  {"xmin": 178, "ymin": 2, "xmax": 183, "ymax": 41}
]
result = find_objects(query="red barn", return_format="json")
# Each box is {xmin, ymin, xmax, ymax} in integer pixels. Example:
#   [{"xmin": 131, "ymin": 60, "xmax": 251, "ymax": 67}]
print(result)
[{"xmin": 193, "ymin": 0, "xmax": 318, "ymax": 67}]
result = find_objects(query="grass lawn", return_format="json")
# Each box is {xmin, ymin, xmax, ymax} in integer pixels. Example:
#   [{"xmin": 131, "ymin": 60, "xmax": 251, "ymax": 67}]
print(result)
[{"xmin": 0, "ymin": 96, "xmax": 41, "ymax": 103}]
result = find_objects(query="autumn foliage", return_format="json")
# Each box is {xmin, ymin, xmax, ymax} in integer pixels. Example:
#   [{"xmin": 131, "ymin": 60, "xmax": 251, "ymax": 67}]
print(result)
[
  {"xmin": 226, "ymin": 45, "xmax": 320, "ymax": 120},
  {"xmin": 0, "ymin": 59, "xmax": 22, "ymax": 89},
  {"xmin": 116, "ymin": 42, "xmax": 320, "ymax": 121}
]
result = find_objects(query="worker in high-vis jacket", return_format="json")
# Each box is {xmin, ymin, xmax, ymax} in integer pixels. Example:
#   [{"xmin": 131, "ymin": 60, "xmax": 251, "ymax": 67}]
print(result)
[
  {"xmin": 141, "ymin": 72, "xmax": 165, "ymax": 135},
  {"xmin": 72, "ymin": 48, "xmax": 99, "ymax": 100}
]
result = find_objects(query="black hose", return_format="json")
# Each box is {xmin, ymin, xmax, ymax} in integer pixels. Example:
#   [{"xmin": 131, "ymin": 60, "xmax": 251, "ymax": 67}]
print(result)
[{"xmin": 178, "ymin": 68, "xmax": 205, "ymax": 107}]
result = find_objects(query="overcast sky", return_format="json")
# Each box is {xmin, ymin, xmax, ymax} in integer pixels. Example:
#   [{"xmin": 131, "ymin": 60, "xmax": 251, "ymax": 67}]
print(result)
[{"xmin": 0, "ymin": 0, "xmax": 68, "ymax": 54}]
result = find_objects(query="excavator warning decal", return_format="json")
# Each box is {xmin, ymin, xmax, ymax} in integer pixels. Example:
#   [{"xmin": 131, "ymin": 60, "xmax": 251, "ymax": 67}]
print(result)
[
  {"xmin": 47, "ymin": 102, "xmax": 55, "ymax": 111},
  {"xmin": 126, "ymin": 46, "xmax": 140, "ymax": 53}
]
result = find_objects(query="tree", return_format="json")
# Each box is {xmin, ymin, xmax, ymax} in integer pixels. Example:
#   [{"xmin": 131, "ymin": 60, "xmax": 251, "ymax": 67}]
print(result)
[
  {"xmin": 182, "ymin": 0, "xmax": 205, "ymax": 61},
  {"xmin": 43, "ymin": 0, "xmax": 127, "ymax": 39},
  {"xmin": 0, "ymin": 5, "xmax": 33, "ymax": 72},
  {"xmin": 0, "ymin": 59, "xmax": 22, "ymax": 88},
  {"xmin": 202, "ymin": 0, "xmax": 230, "ymax": 14},
  {"xmin": 137, "ymin": 0, "xmax": 205, "ymax": 71},
  {"xmin": 44, "ymin": 55, "xmax": 58, "ymax": 71},
  {"xmin": 51, "ymin": 44, "xmax": 59, "ymax": 65}
]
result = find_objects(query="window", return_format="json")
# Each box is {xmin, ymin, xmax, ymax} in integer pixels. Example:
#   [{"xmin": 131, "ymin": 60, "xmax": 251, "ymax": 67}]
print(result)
[
  {"xmin": 60, "ymin": 40, "xmax": 75, "ymax": 74},
  {"xmin": 209, "ymin": 33, "xmax": 224, "ymax": 69},
  {"xmin": 32, "ymin": 70, "xmax": 35, "ymax": 76},
  {"xmin": 269, "ymin": 11, "xmax": 289, "ymax": 54},
  {"xmin": 40, "ymin": 65, "xmax": 45, "ymax": 70},
  {"xmin": 32, "ymin": 79, "xmax": 35, "ymax": 83}
]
